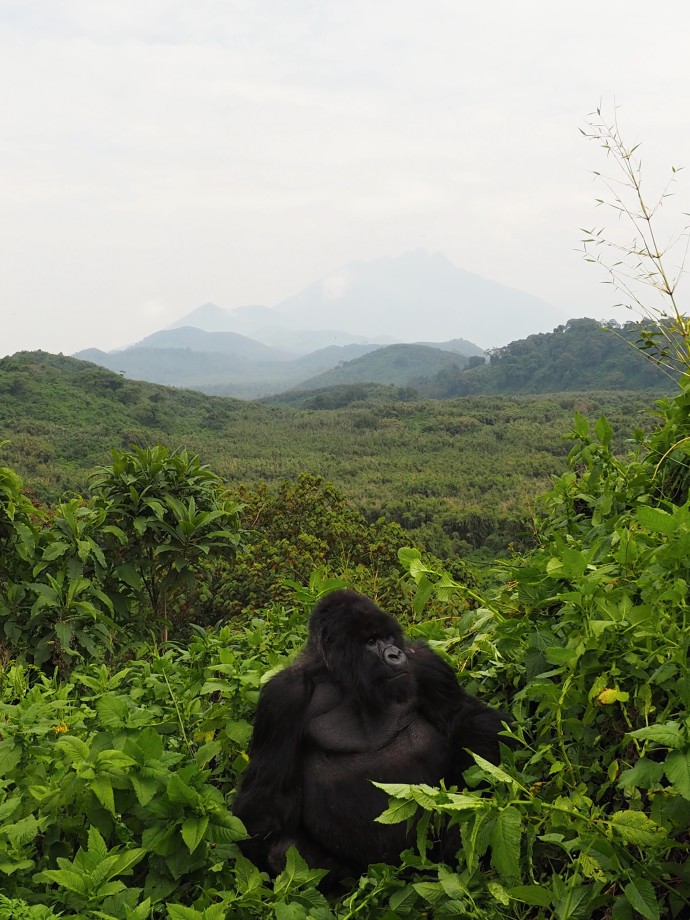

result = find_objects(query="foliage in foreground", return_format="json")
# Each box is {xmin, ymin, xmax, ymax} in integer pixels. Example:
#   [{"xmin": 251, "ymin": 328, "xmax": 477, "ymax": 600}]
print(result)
[{"xmin": 2, "ymin": 373, "xmax": 690, "ymax": 916}]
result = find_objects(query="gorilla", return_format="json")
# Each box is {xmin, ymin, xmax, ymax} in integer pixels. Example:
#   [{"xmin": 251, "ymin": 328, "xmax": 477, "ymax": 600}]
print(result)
[{"xmin": 233, "ymin": 589, "xmax": 509, "ymax": 884}]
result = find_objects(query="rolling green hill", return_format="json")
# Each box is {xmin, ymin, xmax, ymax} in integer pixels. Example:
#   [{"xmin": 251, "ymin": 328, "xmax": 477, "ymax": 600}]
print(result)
[
  {"xmin": 0, "ymin": 350, "xmax": 657, "ymax": 555},
  {"xmin": 73, "ymin": 338, "xmax": 385, "ymax": 398},
  {"xmin": 416, "ymin": 317, "xmax": 670, "ymax": 396},
  {"xmin": 295, "ymin": 343, "xmax": 469, "ymax": 389}
]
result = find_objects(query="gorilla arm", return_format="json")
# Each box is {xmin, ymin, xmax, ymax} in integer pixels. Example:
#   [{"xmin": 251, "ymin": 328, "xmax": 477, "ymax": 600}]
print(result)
[
  {"xmin": 408, "ymin": 641, "xmax": 510, "ymax": 786},
  {"xmin": 233, "ymin": 665, "xmax": 362, "ymax": 880},
  {"xmin": 232, "ymin": 666, "xmax": 310, "ymax": 868}
]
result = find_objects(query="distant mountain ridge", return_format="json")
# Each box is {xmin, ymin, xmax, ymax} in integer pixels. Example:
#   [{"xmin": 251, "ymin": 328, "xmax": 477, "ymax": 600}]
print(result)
[
  {"xmin": 294, "ymin": 344, "xmax": 469, "ymax": 390},
  {"xmin": 269, "ymin": 250, "xmax": 565, "ymax": 346},
  {"xmin": 73, "ymin": 318, "xmax": 669, "ymax": 401},
  {"xmin": 132, "ymin": 326, "xmax": 293, "ymax": 360},
  {"xmin": 164, "ymin": 250, "xmax": 565, "ymax": 350},
  {"xmin": 72, "ymin": 249, "xmax": 573, "ymax": 396},
  {"xmin": 167, "ymin": 301, "xmax": 394, "ymax": 355}
]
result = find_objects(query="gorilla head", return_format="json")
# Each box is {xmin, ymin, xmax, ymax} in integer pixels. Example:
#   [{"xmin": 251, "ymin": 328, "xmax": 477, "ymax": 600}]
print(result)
[{"xmin": 307, "ymin": 589, "xmax": 412, "ymax": 702}]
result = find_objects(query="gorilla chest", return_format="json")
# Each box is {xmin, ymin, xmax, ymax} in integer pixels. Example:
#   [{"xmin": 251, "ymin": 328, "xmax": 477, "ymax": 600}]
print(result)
[
  {"xmin": 302, "ymin": 695, "xmax": 447, "ymax": 863},
  {"xmin": 304, "ymin": 693, "xmax": 448, "ymax": 787}
]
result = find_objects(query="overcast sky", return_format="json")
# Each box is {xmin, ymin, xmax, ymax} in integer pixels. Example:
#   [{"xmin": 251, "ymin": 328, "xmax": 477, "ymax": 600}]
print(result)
[{"xmin": 2, "ymin": 0, "xmax": 690, "ymax": 357}]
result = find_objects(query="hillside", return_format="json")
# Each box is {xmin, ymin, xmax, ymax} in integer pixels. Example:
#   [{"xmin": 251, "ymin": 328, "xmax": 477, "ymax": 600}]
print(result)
[
  {"xmin": 295, "ymin": 343, "xmax": 469, "ymax": 389},
  {"xmin": 75, "ymin": 317, "xmax": 669, "ymax": 399},
  {"xmin": 71, "ymin": 338, "xmax": 385, "ymax": 398},
  {"xmin": 71, "ymin": 320, "xmax": 486, "ymax": 396},
  {"xmin": 415, "ymin": 317, "xmax": 671, "ymax": 396},
  {"xmin": 167, "ymin": 301, "xmax": 393, "ymax": 354},
  {"xmin": 0, "ymin": 350, "xmax": 656, "ymax": 555},
  {"xmin": 129, "ymin": 326, "xmax": 292, "ymax": 359}
]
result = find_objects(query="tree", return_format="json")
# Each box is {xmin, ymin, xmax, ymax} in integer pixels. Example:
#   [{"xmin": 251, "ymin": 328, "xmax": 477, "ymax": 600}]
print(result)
[{"xmin": 92, "ymin": 446, "xmax": 245, "ymax": 636}]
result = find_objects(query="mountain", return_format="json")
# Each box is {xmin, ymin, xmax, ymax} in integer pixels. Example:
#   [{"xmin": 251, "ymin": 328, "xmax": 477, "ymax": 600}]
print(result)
[
  {"xmin": 166, "ymin": 302, "xmax": 393, "ymax": 355},
  {"xmin": 271, "ymin": 250, "xmax": 565, "ymax": 347},
  {"xmin": 166, "ymin": 302, "xmax": 278, "ymax": 334},
  {"xmin": 164, "ymin": 251, "xmax": 563, "ymax": 351},
  {"xmin": 70, "ymin": 249, "xmax": 572, "ymax": 394},
  {"xmin": 418, "ymin": 338, "xmax": 485, "ymax": 358},
  {"xmin": 294, "ymin": 343, "xmax": 469, "ymax": 390},
  {"xmin": 73, "ymin": 335, "xmax": 390, "ymax": 399},
  {"xmin": 413, "ymin": 318, "xmax": 672, "ymax": 397},
  {"xmin": 127, "ymin": 326, "xmax": 293, "ymax": 360}
]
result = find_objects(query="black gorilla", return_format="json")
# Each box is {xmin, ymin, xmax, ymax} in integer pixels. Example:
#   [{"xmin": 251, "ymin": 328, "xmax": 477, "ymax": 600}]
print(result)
[{"xmin": 233, "ymin": 589, "xmax": 508, "ymax": 882}]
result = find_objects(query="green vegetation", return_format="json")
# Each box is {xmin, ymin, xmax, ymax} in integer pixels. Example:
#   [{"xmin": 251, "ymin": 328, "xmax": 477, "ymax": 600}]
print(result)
[
  {"xmin": 1, "ymin": 104, "xmax": 688, "ymax": 920},
  {"xmin": 2, "ymin": 363, "xmax": 690, "ymax": 916},
  {"xmin": 0, "ymin": 351, "xmax": 656, "ymax": 556},
  {"xmin": 414, "ymin": 318, "xmax": 670, "ymax": 397},
  {"xmin": 294, "ymin": 343, "xmax": 470, "ymax": 390},
  {"xmin": 73, "ymin": 311, "xmax": 666, "ymax": 399}
]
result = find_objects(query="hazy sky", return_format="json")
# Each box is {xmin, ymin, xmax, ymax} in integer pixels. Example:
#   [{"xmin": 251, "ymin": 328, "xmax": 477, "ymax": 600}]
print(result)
[{"xmin": 2, "ymin": 0, "xmax": 690, "ymax": 357}]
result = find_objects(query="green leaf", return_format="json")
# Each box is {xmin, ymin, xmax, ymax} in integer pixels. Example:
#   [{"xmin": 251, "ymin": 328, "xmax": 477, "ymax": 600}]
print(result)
[
  {"xmin": 488, "ymin": 880, "xmax": 511, "ymax": 905},
  {"xmin": 412, "ymin": 881, "xmax": 447, "ymax": 907},
  {"xmin": 181, "ymin": 816, "xmax": 209, "ymax": 854},
  {"xmin": 554, "ymin": 883, "xmax": 594, "ymax": 920},
  {"xmin": 90, "ymin": 777, "xmax": 115, "ymax": 814},
  {"xmin": 627, "ymin": 722, "xmax": 684, "ymax": 749},
  {"xmin": 375, "ymin": 798, "xmax": 418, "ymax": 824},
  {"xmin": 490, "ymin": 806, "xmax": 522, "ymax": 878},
  {"xmin": 544, "ymin": 647, "xmax": 580, "ymax": 667},
  {"xmin": 274, "ymin": 904, "xmax": 309, "ymax": 920},
  {"xmin": 609, "ymin": 811, "xmax": 668, "ymax": 847},
  {"xmin": 623, "ymin": 878, "xmax": 660, "ymax": 920},
  {"xmin": 109, "ymin": 846, "xmax": 147, "ymax": 877},
  {"xmin": 41, "ymin": 541, "xmax": 70, "ymax": 561},
  {"xmin": 573, "ymin": 412, "xmax": 589, "ymax": 438},
  {"xmin": 131, "ymin": 775, "xmax": 158, "ymax": 807},
  {"xmin": 127, "ymin": 897, "xmax": 153, "ymax": 920},
  {"xmin": 507, "ymin": 884, "xmax": 552, "ymax": 907},
  {"xmin": 167, "ymin": 907, "xmax": 206, "ymax": 920},
  {"xmin": 273, "ymin": 846, "xmax": 327, "ymax": 897},
  {"xmin": 636, "ymin": 505, "xmax": 677, "ymax": 535},
  {"xmin": 115, "ymin": 562, "xmax": 143, "ymax": 589},
  {"xmin": 37, "ymin": 868, "xmax": 89, "ymax": 896},
  {"xmin": 664, "ymin": 749, "xmax": 690, "ymax": 798},
  {"xmin": 438, "ymin": 867, "xmax": 466, "ymax": 899},
  {"xmin": 398, "ymin": 547, "xmax": 422, "ymax": 570},
  {"xmin": 618, "ymin": 758, "xmax": 664, "ymax": 790},
  {"xmin": 167, "ymin": 773, "xmax": 200, "ymax": 808},
  {"xmin": 0, "ymin": 743, "xmax": 22, "ymax": 777},
  {"xmin": 234, "ymin": 854, "xmax": 263, "ymax": 895},
  {"xmin": 594, "ymin": 415, "xmax": 612, "ymax": 446},
  {"xmin": 56, "ymin": 735, "xmax": 90, "ymax": 764},
  {"xmin": 561, "ymin": 547, "xmax": 588, "ymax": 578},
  {"xmin": 54, "ymin": 620, "xmax": 74, "ymax": 649},
  {"xmin": 470, "ymin": 752, "xmax": 521, "ymax": 788},
  {"xmin": 86, "ymin": 825, "xmax": 109, "ymax": 864},
  {"xmin": 96, "ymin": 695, "xmax": 129, "ymax": 729}
]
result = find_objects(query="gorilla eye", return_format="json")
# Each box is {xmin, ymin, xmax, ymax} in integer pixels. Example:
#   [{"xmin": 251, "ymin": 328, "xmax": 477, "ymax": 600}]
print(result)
[{"xmin": 366, "ymin": 637, "xmax": 377, "ymax": 646}]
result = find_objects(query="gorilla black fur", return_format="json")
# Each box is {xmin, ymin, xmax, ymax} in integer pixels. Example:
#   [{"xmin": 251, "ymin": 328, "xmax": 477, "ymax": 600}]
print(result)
[{"xmin": 233, "ymin": 589, "xmax": 509, "ymax": 883}]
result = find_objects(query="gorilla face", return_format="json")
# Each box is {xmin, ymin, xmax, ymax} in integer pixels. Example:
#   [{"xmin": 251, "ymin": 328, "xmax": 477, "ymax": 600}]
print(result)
[
  {"xmin": 360, "ymin": 633, "xmax": 412, "ymax": 704},
  {"xmin": 308, "ymin": 590, "xmax": 413, "ymax": 703},
  {"xmin": 366, "ymin": 635, "xmax": 408, "ymax": 670}
]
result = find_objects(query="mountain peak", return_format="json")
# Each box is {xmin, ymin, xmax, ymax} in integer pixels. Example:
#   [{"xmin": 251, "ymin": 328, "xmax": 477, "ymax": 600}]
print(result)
[{"xmin": 273, "ymin": 251, "xmax": 564, "ymax": 347}]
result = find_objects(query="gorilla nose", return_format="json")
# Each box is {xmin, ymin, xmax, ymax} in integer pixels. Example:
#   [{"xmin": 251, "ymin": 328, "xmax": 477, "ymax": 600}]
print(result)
[{"xmin": 383, "ymin": 645, "xmax": 407, "ymax": 667}]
